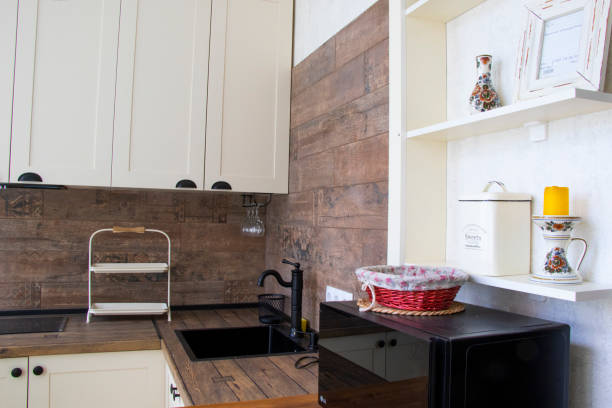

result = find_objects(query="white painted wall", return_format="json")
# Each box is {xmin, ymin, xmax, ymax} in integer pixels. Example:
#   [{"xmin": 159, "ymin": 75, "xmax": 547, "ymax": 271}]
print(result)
[
  {"xmin": 293, "ymin": 0, "xmax": 377, "ymax": 65},
  {"xmin": 446, "ymin": 0, "xmax": 522, "ymax": 119},
  {"xmin": 446, "ymin": 1, "xmax": 612, "ymax": 406}
]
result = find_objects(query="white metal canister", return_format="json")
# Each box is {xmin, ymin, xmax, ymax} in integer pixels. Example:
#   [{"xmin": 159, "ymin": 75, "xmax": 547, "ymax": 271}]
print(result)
[{"xmin": 456, "ymin": 181, "xmax": 531, "ymax": 276}]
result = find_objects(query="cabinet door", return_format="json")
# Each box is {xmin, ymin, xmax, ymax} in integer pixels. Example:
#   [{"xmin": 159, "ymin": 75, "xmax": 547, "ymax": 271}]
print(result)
[
  {"xmin": 10, "ymin": 0, "xmax": 119, "ymax": 186},
  {"xmin": 206, "ymin": 0, "xmax": 292, "ymax": 193},
  {"xmin": 0, "ymin": 1, "xmax": 18, "ymax": 183},
  {"xmin": 28, "ymin": 350, "xmax": 165, "ymax": 408},
  {"xmin": 165, "ymin": 364, "xmax": 185, "ymax": 408},
  {"xmin": 0, "ymin": 357, "xmax": 28, "ymax": 408},
  {"xmin": 112, "ymin": 0, "xmax": 211, "ymax": 190},
  {"xmin": 319, "ymin": 332, "xmax": 387, "ymax": 377},
  {"xmin": 385, "ymin": 331, "xmax": 429, "ymax": 382}
]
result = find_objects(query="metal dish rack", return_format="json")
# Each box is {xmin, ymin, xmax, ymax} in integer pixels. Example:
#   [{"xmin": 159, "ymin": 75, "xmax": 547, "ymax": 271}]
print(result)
[{"xmin": 87, "ymin": 226, "xmax": 171, "ymax": 323}]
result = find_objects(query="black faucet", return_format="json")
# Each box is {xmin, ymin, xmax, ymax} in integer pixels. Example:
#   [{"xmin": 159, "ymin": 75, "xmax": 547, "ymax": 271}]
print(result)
[{"xmin": 257, "ymin": 259, "xmax": 303, "ymax": 338}]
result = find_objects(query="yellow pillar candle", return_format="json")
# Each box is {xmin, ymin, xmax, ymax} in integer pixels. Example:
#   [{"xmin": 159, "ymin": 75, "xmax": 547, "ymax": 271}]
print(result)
[{"xmin": 544, "ymin": 186, "xmax": 569, "ymax": 215}]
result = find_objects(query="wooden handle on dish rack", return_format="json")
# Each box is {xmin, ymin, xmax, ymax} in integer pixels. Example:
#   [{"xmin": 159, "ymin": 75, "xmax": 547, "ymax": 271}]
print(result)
[{"xmin": 112, "ymin": 226, "xmax": 146, "ymax": 234}]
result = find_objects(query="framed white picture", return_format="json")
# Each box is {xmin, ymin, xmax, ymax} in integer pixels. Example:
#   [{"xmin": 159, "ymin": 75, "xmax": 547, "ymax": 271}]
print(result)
[{"xmin": 515, "ymin": 0, "xmax": 612, "ymax": 101}]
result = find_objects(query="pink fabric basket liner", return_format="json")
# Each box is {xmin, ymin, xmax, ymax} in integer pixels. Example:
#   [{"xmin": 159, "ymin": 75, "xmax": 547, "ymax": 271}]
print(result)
[{"xmin": 355, "ymin": 265, "xmax": 468, "ymax": 292}]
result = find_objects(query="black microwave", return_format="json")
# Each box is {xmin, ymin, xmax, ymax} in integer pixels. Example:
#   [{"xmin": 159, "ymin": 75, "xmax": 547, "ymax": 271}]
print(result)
[{"xmin": 318, "ymin": 301, "xmax": 569, "ymax": 408}]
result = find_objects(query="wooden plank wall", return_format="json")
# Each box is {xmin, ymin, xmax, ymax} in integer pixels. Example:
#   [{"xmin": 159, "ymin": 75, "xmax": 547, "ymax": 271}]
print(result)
[
  {"xmin": 0, "ymin": 188, "xmax": 266, "ymax": 310},
  {"xmin": 265, "ymin": 0, "xmax": 389, "ymax": 329},
  {"xmin": 0, "ymin": 0, "xmax": 389, "ymax": 316}
]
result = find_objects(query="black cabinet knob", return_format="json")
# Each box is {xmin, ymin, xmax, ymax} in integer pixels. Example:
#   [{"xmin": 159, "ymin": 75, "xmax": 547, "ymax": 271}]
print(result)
[
  {"xmin": 32, "ymin": 366, "xmax": 44, "ymax": 376},
  {"xmin": 211, "ymin": 181, "xmax": 232, "ymax": 190},
  {"xmin": 18, "ymin": 172, "xmax": 43, "ymax": 182},
  {"xmin": 389, "ymin": 339, "xmax": 398, "ymax": 347},
  {"xmin": 170, "ymin": 385, "xmax": 180, "ymax": 401},
  {"xmin": 11, "ymin": 368, "xmax": 22, "ymax": 378},
  {"xmin": 376, "ymin": 340, "xmax": 386, "ymax": 348},
  {"xmin": 175, "ymin": 179, "xmax": 197, "ymax": 189}
]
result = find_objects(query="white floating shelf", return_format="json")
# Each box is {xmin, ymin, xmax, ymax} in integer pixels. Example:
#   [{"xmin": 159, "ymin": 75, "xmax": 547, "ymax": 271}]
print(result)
[
  {"xmin": 406, "ymin": 88, "xmax": 612, "ymax": 141},
  {"xmin": 468, "ymin": 274, "xmax": 612, "ymax": 302},
  {"xmin": 89, "ymin": 302, "xmax": 169, "ymax": 316},
  {"xmin": 405, "ymin": 0, "xmax": 486, "ymax": 22},
  {"xmin": 90, "ymin": 263, "xmax": 169, "ymax": 274}
]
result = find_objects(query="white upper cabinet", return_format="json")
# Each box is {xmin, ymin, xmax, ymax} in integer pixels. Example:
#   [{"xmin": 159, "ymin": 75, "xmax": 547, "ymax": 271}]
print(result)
[
  {"xmin": 112, "ymin": 0, "xmax": 211, "ymax": 190},
  {"xmin": 0, "ymin": 1, "xmax": 17, "ymax": 184},
  {"xmin": 6, "ymin": 0, "xmax": 291, "ymax": 192},
  {"xmin": 205, "ymin": 0, "xmax": 292, "ymax": 193},
  {"xmin": 10, "ymin": 0, "xmax": 120, "ymax": 186}
]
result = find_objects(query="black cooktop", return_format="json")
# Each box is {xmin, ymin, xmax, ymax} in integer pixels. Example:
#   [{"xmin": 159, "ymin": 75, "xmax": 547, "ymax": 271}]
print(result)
[{"xmin": 0, "ymin": 316, "xmax": 68, "ymax": 335}]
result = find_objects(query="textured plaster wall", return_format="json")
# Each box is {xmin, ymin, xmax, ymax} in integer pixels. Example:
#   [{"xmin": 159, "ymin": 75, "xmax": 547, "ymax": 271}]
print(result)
[
  {"xmin": 447, "ymin": 1, "xmax": 612, "ymax": 406},
  {"xmin": 293, "ymin": 0, "xmax": 378, "ymax": 65}
]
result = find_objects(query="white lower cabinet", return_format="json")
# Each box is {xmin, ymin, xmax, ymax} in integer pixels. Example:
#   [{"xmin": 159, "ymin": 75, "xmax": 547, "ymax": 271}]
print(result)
[
  {"xmin": 0, "ymin": 357, "xmax": 28, "ymax": 408},
  {"xmin": 29, "ymin": 350, "xmax": 165, "ymax": 408},
  {"xmin": 1, "ymin": 350, "xmax": 165, "ymax": 408},
  {"xmin": 165, "ymin": 365, "xmax": 185, "ymax": 408}
]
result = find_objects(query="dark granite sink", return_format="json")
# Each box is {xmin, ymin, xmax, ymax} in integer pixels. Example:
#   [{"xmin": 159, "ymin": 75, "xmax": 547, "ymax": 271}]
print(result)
[{"xmin": 176, "ymin": 325, "xmax": 308, "ymax": 361}]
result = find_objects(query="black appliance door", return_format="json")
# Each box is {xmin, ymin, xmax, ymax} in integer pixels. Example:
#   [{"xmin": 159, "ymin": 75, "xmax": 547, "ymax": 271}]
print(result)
[
  {"xmin": 461, "ymin": 331, "xmax": 569, "ymax": 408},
  {"xmin": 318, "ymin": 304, "xmax": 430, "ymax": 408}
]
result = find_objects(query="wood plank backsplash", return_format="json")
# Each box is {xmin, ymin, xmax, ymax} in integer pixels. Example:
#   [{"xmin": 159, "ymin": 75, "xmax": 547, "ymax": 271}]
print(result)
[
  {"xmin": 0, "ymin": 188, "xmax": 265, "ymax": 310},
  {"xmin": 265, "ymin": 0, "xmax": 389, "ymax": 329},
  {"xmin": 0, "ymin": 0, "xmax": 389, "ymax": 318}
]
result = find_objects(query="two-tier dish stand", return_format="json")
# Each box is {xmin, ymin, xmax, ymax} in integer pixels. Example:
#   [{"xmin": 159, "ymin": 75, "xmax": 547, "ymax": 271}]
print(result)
[{"xmin": 87, "ymin": 226, "xmax": 171, "ymax": 323}]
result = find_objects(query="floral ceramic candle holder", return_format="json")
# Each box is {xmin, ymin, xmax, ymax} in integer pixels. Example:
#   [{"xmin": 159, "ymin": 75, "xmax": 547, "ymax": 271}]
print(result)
[
  {"xmin": 469, "ymin": 55, "xmax": 501, "ymax": 113},
  {"xmin": 531, "ymin": 216, "xmax": 587, "ymax": 284}
]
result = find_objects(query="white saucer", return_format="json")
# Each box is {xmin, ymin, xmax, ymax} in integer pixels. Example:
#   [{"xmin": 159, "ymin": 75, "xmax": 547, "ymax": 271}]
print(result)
[
  {"xmin": 532, "ymin": 215, "xmax": 581, "ymax": 220},
  {"xmin": 529, "ymin": 274, "xmax": 583, "ymax": 285}
]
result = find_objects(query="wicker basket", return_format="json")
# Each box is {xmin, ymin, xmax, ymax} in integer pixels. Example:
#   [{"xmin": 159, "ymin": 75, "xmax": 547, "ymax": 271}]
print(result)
[
  {"xmin": 356, "ymin": 265, "xmax": 468, "ymax": 311},
  {"xmin": 365, "ymin": 286, "xmax": 461, "ymax": 311}
]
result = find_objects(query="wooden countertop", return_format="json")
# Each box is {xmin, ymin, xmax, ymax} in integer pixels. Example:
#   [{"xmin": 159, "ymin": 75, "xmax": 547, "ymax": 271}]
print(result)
[
  {"xmin": 0, "ymin": 314, "xmax": 160, "ymax": 358},
  {"xmin": 193, "ymin": 394, "xmax": 319, "ymax": 408},
  {"xmin": 0, "ymin": 307, "xmax": 318, "ymax": 407},
  {"xmin": 154, "ymin": 308, "xmax": 318, "ymax": 407}
]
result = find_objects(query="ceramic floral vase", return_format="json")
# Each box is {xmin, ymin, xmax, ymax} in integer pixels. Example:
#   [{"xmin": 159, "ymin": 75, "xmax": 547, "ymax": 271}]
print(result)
[
  {"xmin": 530, "ymin": 216, "xmax": 587, "ymax": 284},
  {"xmin": 469, "ymin": 55, "xmax": 501, "ymax": 114}
]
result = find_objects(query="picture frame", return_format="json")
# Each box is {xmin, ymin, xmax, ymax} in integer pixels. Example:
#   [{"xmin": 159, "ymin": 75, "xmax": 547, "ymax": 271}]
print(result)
[{"xmin": 515, "ymin": 0, "xmax": 612, "ymax": 101}]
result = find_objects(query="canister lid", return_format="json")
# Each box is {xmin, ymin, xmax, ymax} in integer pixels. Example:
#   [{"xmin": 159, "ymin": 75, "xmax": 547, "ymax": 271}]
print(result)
[{"xmin": 458, "ymin": 181, "xmax": 532, "ymax": 202}]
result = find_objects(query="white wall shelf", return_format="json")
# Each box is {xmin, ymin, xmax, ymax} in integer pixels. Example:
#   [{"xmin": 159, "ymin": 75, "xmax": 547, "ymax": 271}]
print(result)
[
  {"xmin": 388, "ymin": 0, "xmax": 612, "ymax": 302},
  {"xmin": 90, "ymin": 263, "xmax": 169, "ymax": 274},
  {"xmin": 406, "ymin": 88, "xmax": 612, "ymax": 141},
  {"xmin": 468, "ymin": 274, "xmax": 612, "ymax": 302},
  {"xmin": 89, "ymin": 302, "xmax": 169, "ymax": 316}
]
